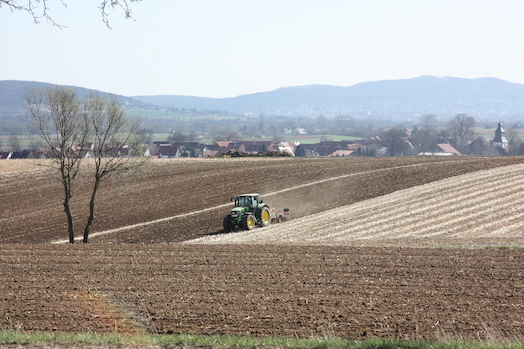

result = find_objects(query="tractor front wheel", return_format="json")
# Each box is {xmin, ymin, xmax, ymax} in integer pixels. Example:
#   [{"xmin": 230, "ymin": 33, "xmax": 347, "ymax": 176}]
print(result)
[
  {"xmin": 241, "ymin": 214, "xmax": 256, "ymax": 230},
  {"xmin": 223, "ymin": 215, "xmax": 234, "ymax": 232}
]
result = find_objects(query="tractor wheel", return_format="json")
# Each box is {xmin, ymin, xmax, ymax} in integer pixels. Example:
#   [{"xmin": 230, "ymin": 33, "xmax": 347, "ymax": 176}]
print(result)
[
  {"xmin": 257, "ymin": 206, "xmax": 271, "ymax": 227},
  {"xmin": 223, "ymin": 215, "xmax": 234, "ymax": 232},
  {"xmin": 241, "ymin": 214, "xmax": 256, "ymax": 230}
]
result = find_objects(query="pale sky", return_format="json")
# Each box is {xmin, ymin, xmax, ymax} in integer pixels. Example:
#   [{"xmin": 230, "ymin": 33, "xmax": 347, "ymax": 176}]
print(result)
[{"xmin": 2, "ymin": 0, "xmax": 524, "ymax": 98}]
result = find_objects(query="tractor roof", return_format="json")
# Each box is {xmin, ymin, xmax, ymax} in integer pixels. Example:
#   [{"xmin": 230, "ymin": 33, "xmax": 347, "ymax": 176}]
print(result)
[{"xmin": 238, "ymin": 193, "xmax": 260, "ymax": 197}]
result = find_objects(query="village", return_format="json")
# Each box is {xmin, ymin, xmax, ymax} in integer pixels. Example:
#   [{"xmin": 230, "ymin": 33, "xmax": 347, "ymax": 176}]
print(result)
[{"xmin": 0, "ymin": 122, "xmax": 520, "ymax": 160}]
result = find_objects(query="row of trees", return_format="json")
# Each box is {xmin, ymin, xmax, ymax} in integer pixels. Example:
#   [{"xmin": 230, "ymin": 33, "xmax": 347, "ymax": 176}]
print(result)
[{"xmin": 26, "ymin": 86, "xmax": 146, "ymax": 243}]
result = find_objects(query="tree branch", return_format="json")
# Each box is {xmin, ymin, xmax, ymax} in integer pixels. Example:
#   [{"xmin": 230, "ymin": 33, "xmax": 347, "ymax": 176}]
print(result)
[{"xmin": 1, "ymin": 0, "xmax": 140, "ymax": 28}]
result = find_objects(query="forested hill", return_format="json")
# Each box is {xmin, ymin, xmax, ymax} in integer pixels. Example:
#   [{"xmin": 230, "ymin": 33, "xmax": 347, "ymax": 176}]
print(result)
[
  {"xmin": 133, "ymin": 76, "xmax": 524, "ymax": 119},
  {"xmin": 0, "ymin": 80, "xmax": 146, "ymax": 116}
]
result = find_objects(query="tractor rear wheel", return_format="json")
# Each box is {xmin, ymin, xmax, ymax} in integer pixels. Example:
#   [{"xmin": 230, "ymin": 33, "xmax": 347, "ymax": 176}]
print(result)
[
  {"xmin": 258, "ymin": 206, "xmax": 271, "ymax": 227},
  {"xmin": 241, "ymin": 214, "xmax": 255, "ymax": 230},
  {"xmin": 223, "ymin": 215, "xmax": 234, "ymax": 232}
]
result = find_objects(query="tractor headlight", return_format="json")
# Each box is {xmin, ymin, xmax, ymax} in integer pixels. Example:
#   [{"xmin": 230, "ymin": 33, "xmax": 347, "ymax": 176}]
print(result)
[{"xmin": 231, "ymin": 211, "xmax": 238, "ymax": 218}]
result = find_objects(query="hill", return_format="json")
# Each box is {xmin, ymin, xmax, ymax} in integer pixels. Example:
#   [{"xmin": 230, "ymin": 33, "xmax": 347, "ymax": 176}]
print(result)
[
  {"xmin": 0, "ymin": 80, "xmax": 148, "ymax": 117},
  {"xmin": 133, "ymin": 76, "xmax": 524, "ymax": 119},
  {"xmin": 3, "ymin": 77, "xmax": 524, "ymax": 125}
]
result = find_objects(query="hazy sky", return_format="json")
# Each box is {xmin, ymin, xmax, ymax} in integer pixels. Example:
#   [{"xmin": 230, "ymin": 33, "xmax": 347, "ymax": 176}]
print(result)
[{"xmin": 2, "ymin": 1, "xmax": 524, "ymax": 98}]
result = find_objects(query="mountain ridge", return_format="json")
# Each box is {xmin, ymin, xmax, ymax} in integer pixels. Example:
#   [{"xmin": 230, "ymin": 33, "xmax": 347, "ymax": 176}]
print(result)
[
  {"xmin": 132, "ymin": 76, "xmax": 524, "ymax": 119},
  {"xmin": 2, "ymin": 76, "xmax": 524, "ymax": 120}
]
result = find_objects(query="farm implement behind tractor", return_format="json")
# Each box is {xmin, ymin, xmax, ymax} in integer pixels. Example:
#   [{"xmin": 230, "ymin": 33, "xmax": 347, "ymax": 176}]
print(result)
[{"xmin": 223, "ymin": 193, "xmax": 290, "ymax": 232}]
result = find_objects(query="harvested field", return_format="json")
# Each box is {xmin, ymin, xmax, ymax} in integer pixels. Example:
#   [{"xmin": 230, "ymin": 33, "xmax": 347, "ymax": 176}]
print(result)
[{"xmin": 1, "ymin": 156, "xmax": 524, "ymax": 341}]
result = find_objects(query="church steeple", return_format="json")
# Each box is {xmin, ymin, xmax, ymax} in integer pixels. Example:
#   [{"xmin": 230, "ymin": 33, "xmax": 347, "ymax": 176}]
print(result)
[{"xmin": 492, "ymin": 122, "xmax": 508, "ymax": 148}]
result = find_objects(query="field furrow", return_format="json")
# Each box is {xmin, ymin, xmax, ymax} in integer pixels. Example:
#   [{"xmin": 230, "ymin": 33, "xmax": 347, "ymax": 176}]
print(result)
[{"xmin": 187, "ymin": 163, "xmax": 524, "ymax": 246}]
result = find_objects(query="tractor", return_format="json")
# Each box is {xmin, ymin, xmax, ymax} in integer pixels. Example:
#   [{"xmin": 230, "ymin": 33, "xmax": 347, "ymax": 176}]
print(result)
[{"xmin": 222, "ymin": 193, "xmax": 289, "ymax": 232}]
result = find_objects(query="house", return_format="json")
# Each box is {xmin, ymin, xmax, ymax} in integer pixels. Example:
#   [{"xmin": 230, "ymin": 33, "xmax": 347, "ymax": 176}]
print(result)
[
  {"xmin": 158, "ymin": 145, "xmax": 182, "ymax": 158},
  {"xmin": 242, "ymin": 141, "xmax": 275, "ymax": 154},
  {"xmin": 277, "ymin": 141, "xmax": 296, "ymax": 156},
  {"xmin": 329, "ymin": 150, "xmax": 355, "ymax": 157},
  {"xmin": 303, "ymin": 142, "xmax": 341, "ymax": 156},
  {"xmin": 214, "ymin": 141, "xmax": 232, "ymax": 149},
  {"xmin": 216, "ymin": 142, "xmax": 245, "ymax": 155},
  {"xmin": 345, "ymin": 143, "xmax": 365, "ymax": 151},
  {"xmin": 436, "ymin": 143, "xmax": 462, "ymax": 156},
  {"xmin": 293, "ymin": 127, "xmax": 308, "ymax": 135},
  {"xmin": 469, "ymin": 137, "xmax": 491, "ymax": 156},
  {"xmin": 203, "ymin": 149, "xmax": 219, "ymax": 157},
  {"xmin": 9, "ymin": 151, "xmax": 30, "ymax": 159},
  {"xmin": 418, "ymin": 143, "xmax": 462, "ymax": 156}
]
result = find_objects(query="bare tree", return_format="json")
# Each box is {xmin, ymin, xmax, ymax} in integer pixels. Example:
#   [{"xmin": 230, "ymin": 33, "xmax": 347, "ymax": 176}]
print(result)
[
  {"xmin": 1, "ymin": 0, "xmax": 140, "ymax": 28},
  {"xmin": 26, "ymin": 86, "xmax": 90, "ymax": 243},
  {"xmin": 381, "ymin": 128, "xmax": 409, "ymax": 156},
  {"xmin": 420, "ymin": 114, "xmax": 438, "ymax": 127},
  {"xmin": 28, "ymin": 137, "xmax": 44, "ymax": 151},
  {"xmin": 82, "ymin": 94, "xmax": 146, "ymax": 243},
  {"xmin": 7, "ymin": 135, "xmax": 21, "ymax": 152},
  {"xmin": 26, "ymin": 87, "xmax": 146, "ymax": 243},
  {"xmin": 412, "ymin": 126, "xmax": 438, "ymax": 153},
  {"xmin": 448, "ymin": 113, "xmax": 476, "ymax": 146},
  {"xmin": 505, "ymin": 127, "xmax": 519, "ymax": 147}
]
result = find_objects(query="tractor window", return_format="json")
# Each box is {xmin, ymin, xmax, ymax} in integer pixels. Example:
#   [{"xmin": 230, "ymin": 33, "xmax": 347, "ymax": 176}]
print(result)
[{"xmin": 238, "ymin": 197, "xmax": 251, "ymax": 207}]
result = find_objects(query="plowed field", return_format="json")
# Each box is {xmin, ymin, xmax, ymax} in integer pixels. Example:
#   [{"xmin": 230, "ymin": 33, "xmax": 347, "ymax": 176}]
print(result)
[
  {"xmin": 1, "ymin": 157, "xmax": 524, "ymax": 341},
  {"xmin": 188, "ymin": 162, "xmax": 524, "ymax": 247},
  {"xmin": 1, "ymin": 244, "xmax": 523, "ymax": 341}
]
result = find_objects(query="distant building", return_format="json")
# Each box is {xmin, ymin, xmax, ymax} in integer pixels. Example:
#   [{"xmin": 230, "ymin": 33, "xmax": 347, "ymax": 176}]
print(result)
[
  {"xmin": 491, "ymin": 122, "xmax": 509, "ymax": 150},
  {"xmin": 417, "ymin": 143, "xmax": 462, "ymax": 156}
]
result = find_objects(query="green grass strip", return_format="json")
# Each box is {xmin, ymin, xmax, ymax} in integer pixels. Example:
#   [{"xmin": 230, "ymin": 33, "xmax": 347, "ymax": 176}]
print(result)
[{"xmin": 1, "ymin": 330, "xmax": 524, "ymax": 349}]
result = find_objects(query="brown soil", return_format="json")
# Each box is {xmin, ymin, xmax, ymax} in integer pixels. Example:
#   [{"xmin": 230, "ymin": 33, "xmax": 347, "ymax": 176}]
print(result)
[
  {"xmin": 2, "ymin": 157, "xmax": 524, "ymax": 244},
  {"xmin": 1, "ymin": 157, "xmax": 524, "ymax": 341},
  {"xmin": 0, "ymin": 244, "xmax": 522, "ymax": 341}
]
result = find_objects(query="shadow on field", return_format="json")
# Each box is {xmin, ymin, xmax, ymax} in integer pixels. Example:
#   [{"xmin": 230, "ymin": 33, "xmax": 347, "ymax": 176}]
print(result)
[{"xmin": 207, "ymin": 229, "xmax": 234, "ymax": 236}]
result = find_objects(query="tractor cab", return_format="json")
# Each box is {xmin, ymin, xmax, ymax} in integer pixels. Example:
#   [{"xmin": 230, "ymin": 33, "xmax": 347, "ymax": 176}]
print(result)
[{"xmin": 234, "ymin": 194, "xmax": 261, "ymax": 210}]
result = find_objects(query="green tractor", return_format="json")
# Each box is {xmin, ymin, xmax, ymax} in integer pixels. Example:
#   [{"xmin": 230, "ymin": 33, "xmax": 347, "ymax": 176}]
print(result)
[{"xmin": 222, "ymin": 193, "xmax": 289, "ymax": 232}]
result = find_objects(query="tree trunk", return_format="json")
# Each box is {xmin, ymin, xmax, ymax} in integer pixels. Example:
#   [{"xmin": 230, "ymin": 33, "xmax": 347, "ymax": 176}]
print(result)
[
  {"xmin": 83, "ymin": 177, "xmax": 101, "ymax": 243},
  {"xmin": 63, "ymin": 184, "xmax": 75, "ymax": 244}
]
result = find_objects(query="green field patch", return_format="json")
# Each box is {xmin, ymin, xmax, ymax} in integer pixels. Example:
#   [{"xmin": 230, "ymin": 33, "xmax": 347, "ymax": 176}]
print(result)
[
  {"xmin": 128, "ymin": 108, "xmax": 246, "ymax": 121},
  {"xmin": 2, "ymin": 330, "xmax": 523, "ymax": 349}
]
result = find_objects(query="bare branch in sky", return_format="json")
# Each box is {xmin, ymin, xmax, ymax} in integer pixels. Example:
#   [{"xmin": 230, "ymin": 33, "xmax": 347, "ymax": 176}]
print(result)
[{"xmin": 0, "ymin": 0, "xmax": 140, "ymax": 28}]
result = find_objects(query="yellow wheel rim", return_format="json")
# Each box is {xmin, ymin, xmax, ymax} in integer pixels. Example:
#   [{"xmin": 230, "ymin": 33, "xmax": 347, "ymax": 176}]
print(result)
[
  {"xmin": 248, "ymin": 217, "xmax": 255, "ymax": 228},
  {"xmin": 262, "ymin": 210, "xmax": 270, "ymax": 223}
]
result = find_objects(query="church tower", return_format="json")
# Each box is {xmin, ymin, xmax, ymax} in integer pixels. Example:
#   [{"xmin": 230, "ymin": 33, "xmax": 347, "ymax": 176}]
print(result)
[{"xmin": 491, "ymin": 122, "xmax": 509, "ymax": 149}]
